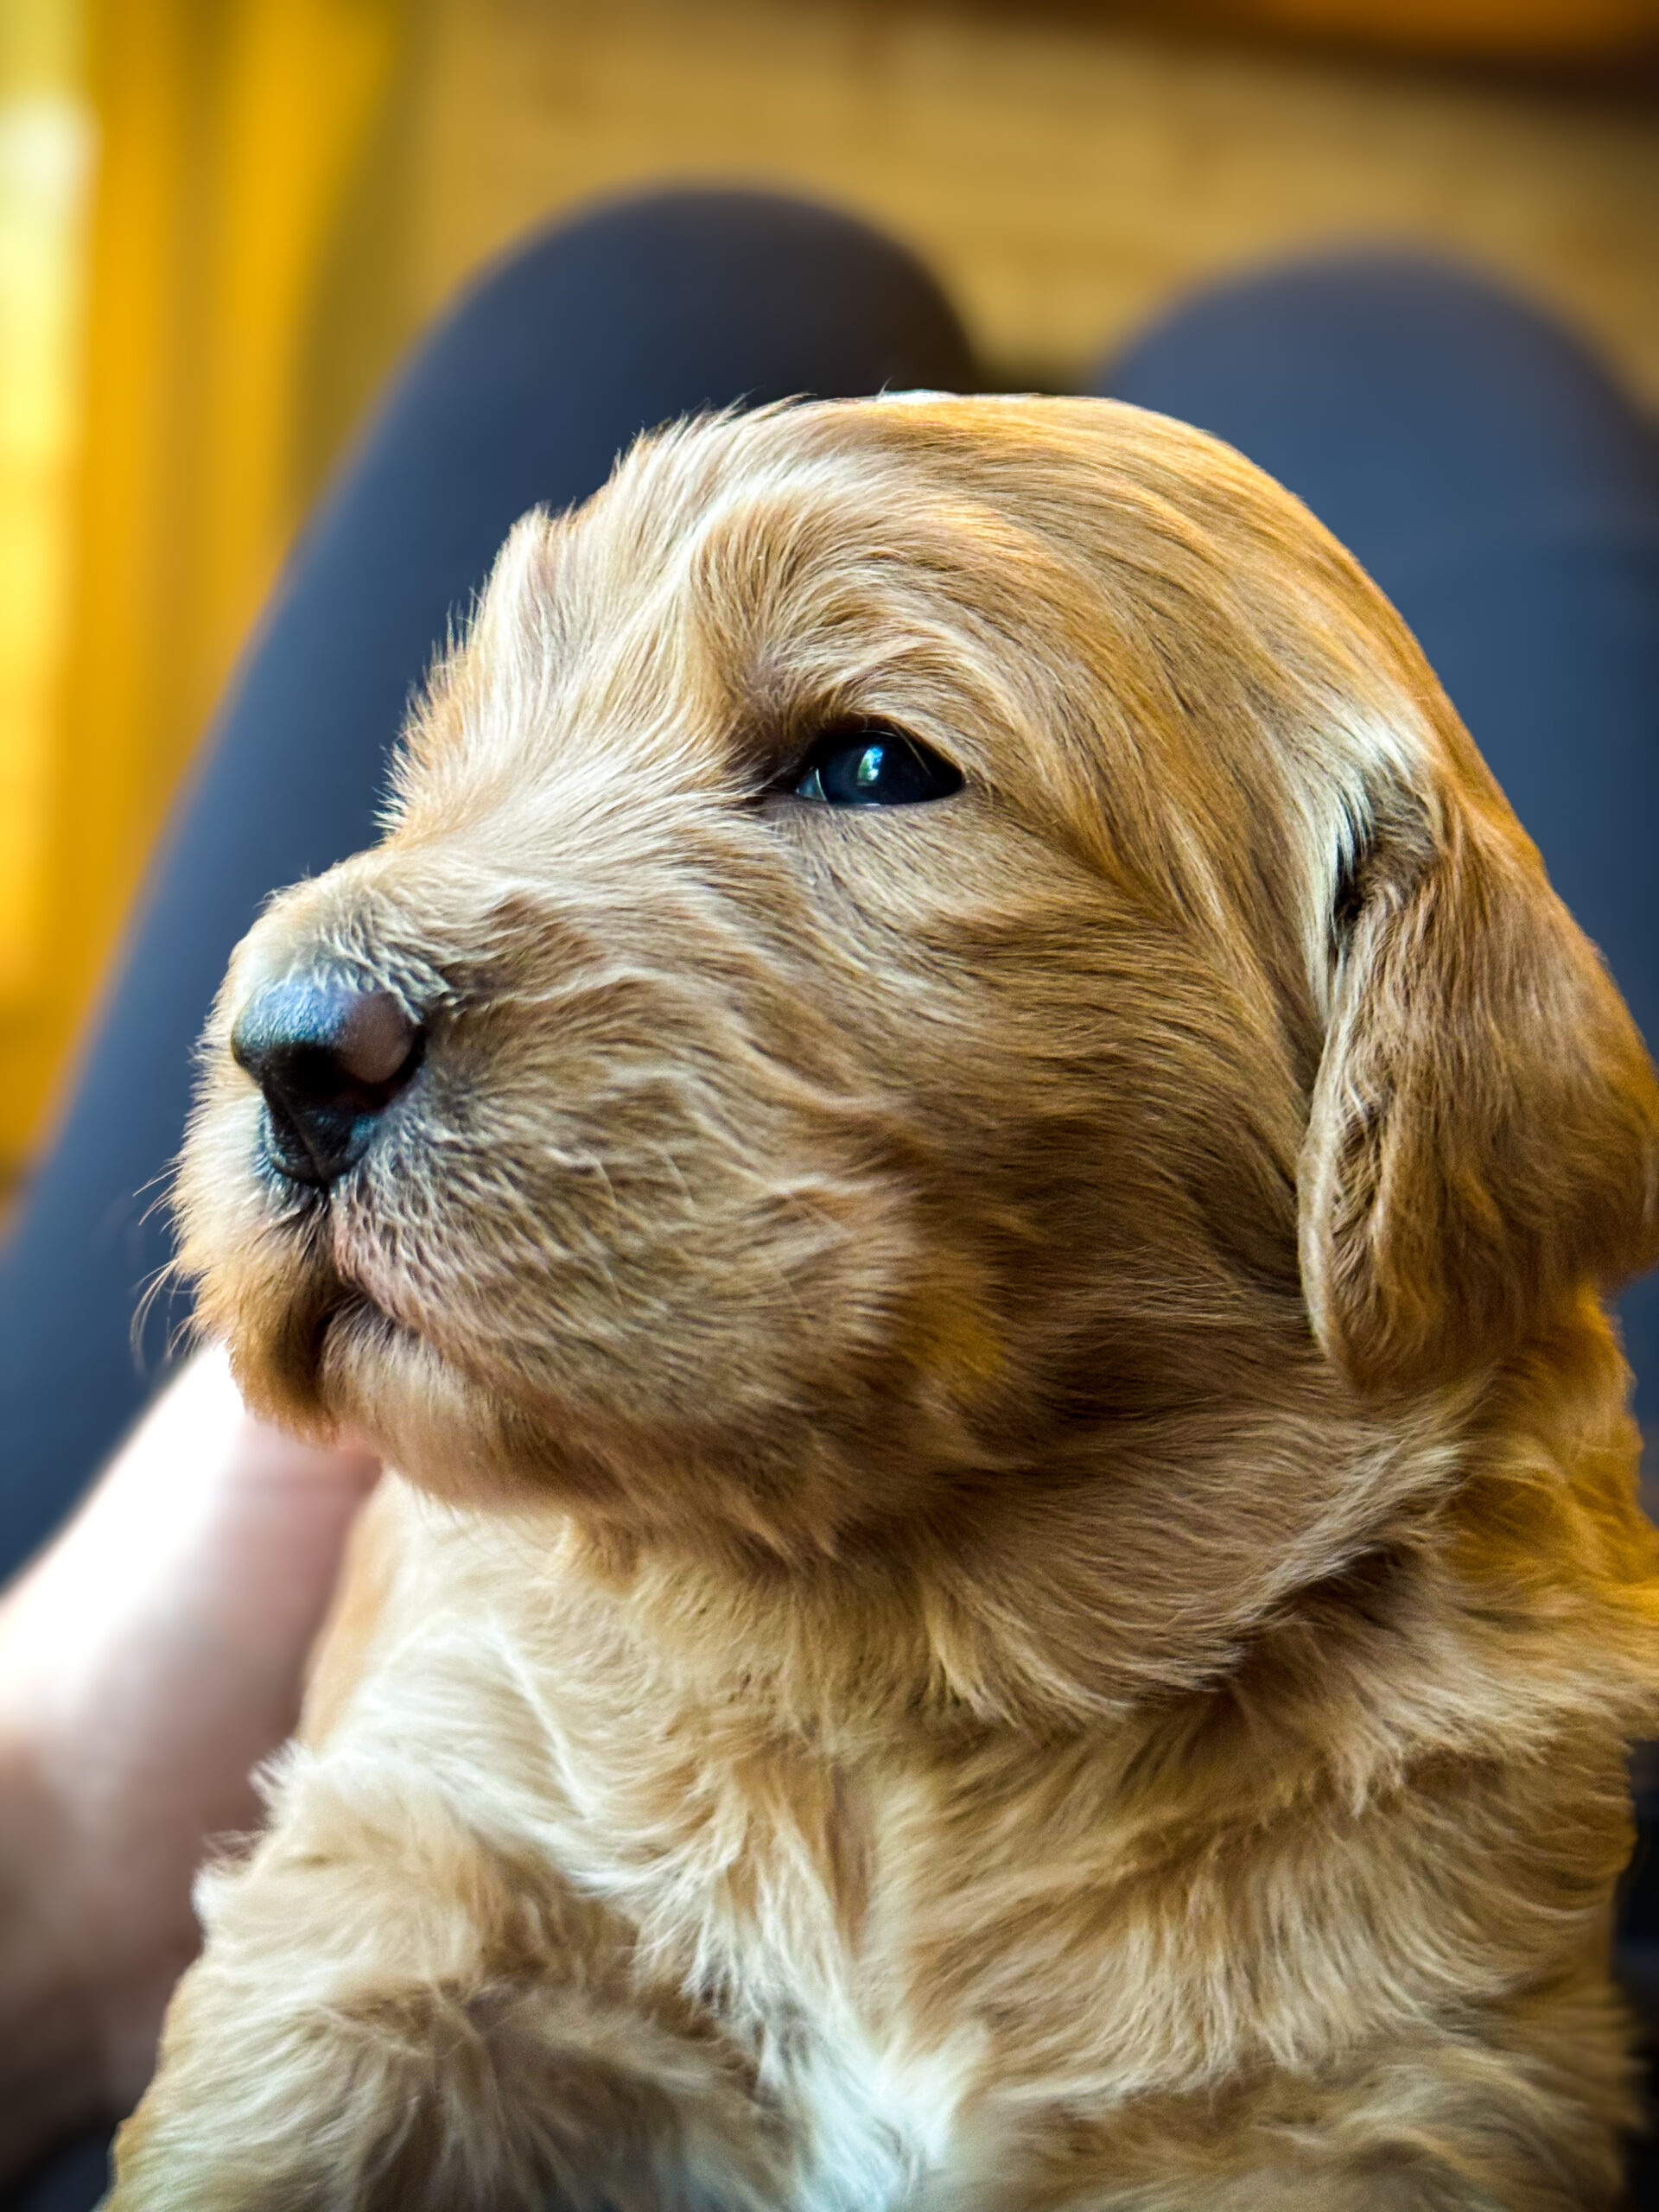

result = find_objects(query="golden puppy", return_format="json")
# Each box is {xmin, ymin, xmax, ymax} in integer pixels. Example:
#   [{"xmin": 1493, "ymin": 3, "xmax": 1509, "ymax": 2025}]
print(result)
[{"xmin": 111, "ymin": 395, "xmax": 1659, "ymax": 2209}]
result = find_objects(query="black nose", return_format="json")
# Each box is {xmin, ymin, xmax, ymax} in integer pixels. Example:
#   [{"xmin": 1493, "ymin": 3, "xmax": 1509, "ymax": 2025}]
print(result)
[{"xmin": 231, "ymin": 976, "xmax": 423, "ymax": 1187}]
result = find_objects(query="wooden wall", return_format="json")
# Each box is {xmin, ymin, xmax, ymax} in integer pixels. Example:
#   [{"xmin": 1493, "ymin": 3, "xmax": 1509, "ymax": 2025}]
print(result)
[{"xmin": 401, "ymin": 0, "xmax": 1659, "ymax": 401}]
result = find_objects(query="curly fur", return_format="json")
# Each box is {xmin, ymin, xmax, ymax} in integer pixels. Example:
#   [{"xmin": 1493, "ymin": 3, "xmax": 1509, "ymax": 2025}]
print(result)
[{"xmin": 111, "ymin": 395, "xmax": 1659, "ymax": 2209}]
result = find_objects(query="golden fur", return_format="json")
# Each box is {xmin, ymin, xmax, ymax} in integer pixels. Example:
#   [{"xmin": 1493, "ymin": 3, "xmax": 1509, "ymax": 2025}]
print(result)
[{"xmin": 110, "ymin": 395, "xmax": 1659, "ymax": 2208}]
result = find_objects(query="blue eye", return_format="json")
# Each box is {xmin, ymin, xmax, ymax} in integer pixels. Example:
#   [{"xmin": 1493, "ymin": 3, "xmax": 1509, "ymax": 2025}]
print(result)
[{"xmin": 792, "ymin": 726, "xmax": 963, "ymax": 808}]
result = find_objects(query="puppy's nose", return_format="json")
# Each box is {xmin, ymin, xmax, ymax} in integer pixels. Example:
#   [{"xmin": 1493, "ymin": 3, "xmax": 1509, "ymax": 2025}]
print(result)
[{"xmin": 231, "ymin": 976, "xmax": 423, "ymax": 1187}]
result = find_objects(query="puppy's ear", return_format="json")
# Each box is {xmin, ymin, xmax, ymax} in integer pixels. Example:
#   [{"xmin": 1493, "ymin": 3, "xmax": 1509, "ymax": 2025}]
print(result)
[{"xmin": 1300, "ymin": 766, "xmax": 1659, "ymax": 1394}]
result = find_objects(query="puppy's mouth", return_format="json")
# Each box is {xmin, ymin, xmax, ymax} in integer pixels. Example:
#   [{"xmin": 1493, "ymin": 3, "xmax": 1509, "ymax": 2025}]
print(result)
[
  {"xmin": 316, "ymin": 1283, "xmax": 405, "ymax": 1360},
  {"xmin": 261, "ymin": 1210, "xmax": 582, "ymax": 1442},
  {"xmin": 277, "ymin": 1262, "xmax": 644, "ymax": 1516},
  {"xmin": 237, "ymin": 1189, "xmax": 436, "ymax": 1424}
]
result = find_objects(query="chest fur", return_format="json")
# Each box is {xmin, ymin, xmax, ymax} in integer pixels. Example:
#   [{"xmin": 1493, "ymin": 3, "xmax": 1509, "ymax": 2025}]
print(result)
[{"xmin": 300, "ymin": 1492, "xmax": 1636, "ymax": 2206}]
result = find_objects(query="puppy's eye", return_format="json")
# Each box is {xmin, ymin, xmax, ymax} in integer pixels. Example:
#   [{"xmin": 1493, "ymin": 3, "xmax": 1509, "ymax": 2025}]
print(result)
[{"xmin": 792, "ymin": 725, "xmax": 963, "ymax": 808}]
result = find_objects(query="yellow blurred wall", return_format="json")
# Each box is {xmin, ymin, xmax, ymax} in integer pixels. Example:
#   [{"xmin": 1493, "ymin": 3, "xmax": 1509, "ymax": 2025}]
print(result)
[
  {"xmin": 2, "ymin": 0, "xmax": 1656, "ymax": 1192},
  {"xmin": 416, "ymin": 0, "xmax": 1659, "ymax": 404},
  {"xmin": 0, "ymin": 0, "xmax": 90, "ymax": 1071},
  {"xmin": 0, "ymin": 0, "xmax": 403, "ymax": 1183}
]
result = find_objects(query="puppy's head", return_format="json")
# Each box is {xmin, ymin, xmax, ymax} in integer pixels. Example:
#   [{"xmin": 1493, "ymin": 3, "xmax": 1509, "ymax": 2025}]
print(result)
[{"xmin": 178, "ymin": 396, "xmax": 1659, "ymax": 1605}]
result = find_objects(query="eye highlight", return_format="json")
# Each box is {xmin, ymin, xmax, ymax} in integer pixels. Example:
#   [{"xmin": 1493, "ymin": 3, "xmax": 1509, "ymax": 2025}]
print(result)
[{"xmin": 791, "ymin": 724, "xmax": 963, "ymax": 809}]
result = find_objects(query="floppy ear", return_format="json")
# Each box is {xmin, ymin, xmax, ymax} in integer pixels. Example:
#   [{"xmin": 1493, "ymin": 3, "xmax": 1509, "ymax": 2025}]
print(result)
[{"xmin": 1299, "ymin": 771, "xmax": 1659, "ymax": 1394}]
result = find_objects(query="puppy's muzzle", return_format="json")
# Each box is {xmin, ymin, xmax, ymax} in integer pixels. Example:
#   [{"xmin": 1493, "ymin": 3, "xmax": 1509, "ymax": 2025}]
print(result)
[{"xmin": 232, "ymin": 974, "xmax": 424, "ymax": 1188}]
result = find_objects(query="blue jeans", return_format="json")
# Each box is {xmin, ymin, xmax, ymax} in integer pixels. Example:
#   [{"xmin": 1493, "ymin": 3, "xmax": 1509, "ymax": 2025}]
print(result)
[{"xmin": 3, "ymin": 192, "xmax": 1656, "ymax": 2209}]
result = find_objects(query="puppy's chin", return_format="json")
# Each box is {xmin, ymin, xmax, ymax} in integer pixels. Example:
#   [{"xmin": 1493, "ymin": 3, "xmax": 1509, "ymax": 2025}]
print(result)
[
  {"xmin": 315, "ymin": 1300, "xmax": 601, "ymax": 1509},
  {"xmin": 173, "ymin": 1152, "xmax": 510, "ymax": 1501},
  {"xmin": 189, "ymin": 1204, "xmax": 960, "ymax": 1558},
  {"xmin": 202, "ymin": 1262, "xmax": 634, "ymax": 1520}
]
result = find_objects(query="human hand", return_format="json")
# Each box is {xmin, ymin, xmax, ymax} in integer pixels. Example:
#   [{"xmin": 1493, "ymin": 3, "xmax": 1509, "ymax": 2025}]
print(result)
[{"xmin": 0, "ymin": 1345, "xmax": 378, "ymax": 2178}]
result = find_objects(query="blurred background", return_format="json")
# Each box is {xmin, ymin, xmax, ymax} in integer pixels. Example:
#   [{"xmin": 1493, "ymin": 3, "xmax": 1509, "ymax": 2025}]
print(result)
[{"xmin": 1, "ymin": 0, "xmax": 1657, "ymax": 1204}]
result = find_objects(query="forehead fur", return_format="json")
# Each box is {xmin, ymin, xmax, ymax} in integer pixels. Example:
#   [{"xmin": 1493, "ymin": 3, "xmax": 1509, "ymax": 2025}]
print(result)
[{"xmin": 402, "ymin": 394, "xmax": 1452, "ymax": 1004}]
